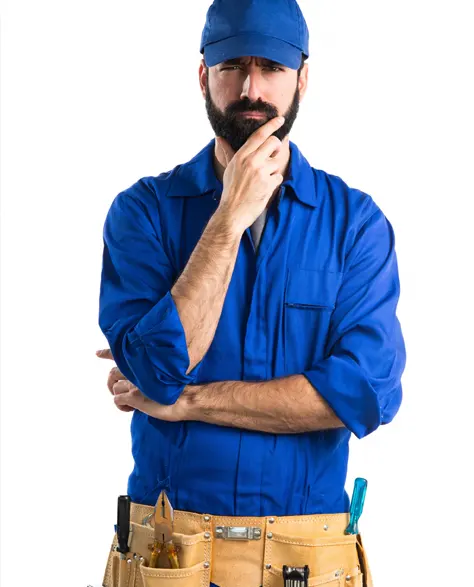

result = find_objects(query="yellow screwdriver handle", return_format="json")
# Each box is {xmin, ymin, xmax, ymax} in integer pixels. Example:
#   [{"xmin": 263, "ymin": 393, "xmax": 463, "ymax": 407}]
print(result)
[
  {"xmin": 166, "ymin": 542, "xmax": 180, "ymax": 569},
  {"xmin": 149, "ymin": 541, "xmax": 163, "ymax": 568}
]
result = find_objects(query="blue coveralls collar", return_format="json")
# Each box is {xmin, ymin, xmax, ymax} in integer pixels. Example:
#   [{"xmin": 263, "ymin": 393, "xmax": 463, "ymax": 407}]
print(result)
[{"xmin": 166, "ymin": 137, "xmax": 318, "ymax": 208}]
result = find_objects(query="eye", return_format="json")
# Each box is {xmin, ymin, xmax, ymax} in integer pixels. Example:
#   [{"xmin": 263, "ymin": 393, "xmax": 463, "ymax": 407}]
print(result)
[{"xmin": 221, "ymin": 65, "xmax": 283, "ymax": 72}]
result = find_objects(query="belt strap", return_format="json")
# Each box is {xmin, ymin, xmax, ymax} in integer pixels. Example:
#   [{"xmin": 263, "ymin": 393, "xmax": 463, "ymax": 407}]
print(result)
[{"xmin": 130, "ymin": 502, "xmax": 351, "ymax": 538}]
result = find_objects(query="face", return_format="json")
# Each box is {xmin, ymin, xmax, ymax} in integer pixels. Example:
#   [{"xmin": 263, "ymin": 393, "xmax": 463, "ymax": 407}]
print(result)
[{"xmin": 201, "ymin": 56, "xmax": 307, "ymax": 153}]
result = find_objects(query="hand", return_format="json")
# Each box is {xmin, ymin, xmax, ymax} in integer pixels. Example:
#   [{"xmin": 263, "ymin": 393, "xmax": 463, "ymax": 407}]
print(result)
[
  {"xmin": 215, "ymin": 116, "xmax": 286, "ymax": 234},
  {"xmin": 111, "ymin": 379, "xmax": 186, "ymax": 422},
  {"xmin": 96, "ymin": 347, "xmax": 134, "ymax": 413},
  {"xmin": 96, "ymin": 347, "xmax": 188, "ymax": 421}
]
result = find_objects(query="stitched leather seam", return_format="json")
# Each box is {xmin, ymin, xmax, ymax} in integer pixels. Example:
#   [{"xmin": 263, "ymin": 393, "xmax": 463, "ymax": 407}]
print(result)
[{"xmin": 272, "ymin": 538, "xmax": 354, "ymax": 547}]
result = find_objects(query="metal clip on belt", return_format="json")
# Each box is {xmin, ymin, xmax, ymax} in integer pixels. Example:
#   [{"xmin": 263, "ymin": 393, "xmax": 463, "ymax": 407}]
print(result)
[{"xmin": 215, "ymin": 526, "xmax": 262, "ymax": 540}]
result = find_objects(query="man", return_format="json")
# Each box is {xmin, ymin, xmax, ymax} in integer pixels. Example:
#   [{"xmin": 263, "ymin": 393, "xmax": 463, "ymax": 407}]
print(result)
[{"xmin": 97, "ymin": 1, "xmax": 406, "ymax": 585}]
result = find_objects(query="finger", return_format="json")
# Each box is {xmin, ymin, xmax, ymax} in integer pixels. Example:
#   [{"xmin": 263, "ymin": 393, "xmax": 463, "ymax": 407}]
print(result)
[
  {"xmin": 238, "ymin": 116, "xmax": 285, "ymax": 157},
  {"xmin": 113, "ymin": 380, "xmax": 134, "ymax": 395},
  {"xmin": 269, "ymin": 173, "xmax": 285, "ymax": 191},
  {"xmin": 114, "ymin": 395, "xmax": 135, "ymax": 412},
  {"xmin": 115, "ymin": 394, "xmax": 131, "ymax": 409},
  {"xmin": 270, "ymin": 141, "xmax": 282, "ymax": 159},
  {"xmin": 96, "ymin": 348, "xmax": 115, "ymax": 360},
  {"xmin": 253, "ymin": 135, "xmax": 283, "ymax": 166},
  {"xmin": 112, "ymin": 385, "xmax": 138, "ymax": 412},
  {"xmin": 107, "ymin": 366, "xmax": 126, "ymax": 394},
  {"xmin": 116, "ymin": 404, "xmax": 135, "ymax": 413},
  {"xmin": 114, "ymin": 388, "xmax": 144, "ymax": 410}
]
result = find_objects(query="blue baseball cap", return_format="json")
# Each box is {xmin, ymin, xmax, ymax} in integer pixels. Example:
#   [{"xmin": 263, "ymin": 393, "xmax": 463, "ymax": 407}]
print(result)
[{"xmin": 200, "ymin": 0, "xmax": 309, "ymax": 71}]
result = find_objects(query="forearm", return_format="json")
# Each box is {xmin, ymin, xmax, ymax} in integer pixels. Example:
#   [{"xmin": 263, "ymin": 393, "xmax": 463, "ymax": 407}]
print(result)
[
  {"xmin": 183, "ymin": 375, "xmax": 345, "ymax": 434},
  {"xmin": 171, "ymin": 210, "xmax": 243, "ymax": 375}
]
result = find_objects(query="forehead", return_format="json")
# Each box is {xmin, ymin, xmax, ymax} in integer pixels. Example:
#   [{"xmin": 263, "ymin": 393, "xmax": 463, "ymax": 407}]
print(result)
[{"xmin": 219, "ymin": 56, "xmax": 285, "ymax": 67}]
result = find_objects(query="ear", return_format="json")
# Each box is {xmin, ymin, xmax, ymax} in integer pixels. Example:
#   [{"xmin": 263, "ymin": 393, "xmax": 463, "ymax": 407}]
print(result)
[
  {"xmin": 199, "ymin": 59, "xmax": 208, "ymax": 99},
  {"xmin": 298, "ymin": 62, "xmax": 309, "ymax": 102}
]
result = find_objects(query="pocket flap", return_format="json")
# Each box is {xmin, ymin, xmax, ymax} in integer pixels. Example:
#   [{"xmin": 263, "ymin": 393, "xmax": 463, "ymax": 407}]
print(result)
[
  {"xmin": 267, "ymin": 565, "xmax": 362, "ymax": 586},
  {"xmin": 139, "ymin": 560, "xmax": 208, "ymax": 587},
  {"xmin": 286, "ymin": 268, "xmax": 342, "ymax": 309}
]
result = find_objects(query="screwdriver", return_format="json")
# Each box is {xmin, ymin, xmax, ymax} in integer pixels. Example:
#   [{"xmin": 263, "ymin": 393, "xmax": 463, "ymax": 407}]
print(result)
[
  {"xmin": 116, "ymin": 495, "xmax": 131, "ymax": 587},
  {"xmin": 344, "ymin": 478, "xmax": 367, "ymax": 535}
]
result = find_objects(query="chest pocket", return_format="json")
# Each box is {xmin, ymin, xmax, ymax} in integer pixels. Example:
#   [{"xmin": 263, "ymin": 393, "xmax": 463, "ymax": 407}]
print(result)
[
  {"xmin": 283, "ymin": 268, "xmax": 342, "ymax": 372},
  {"xmin": 285, "ymin": 268, "xmax": 341, "ymax": 309}
]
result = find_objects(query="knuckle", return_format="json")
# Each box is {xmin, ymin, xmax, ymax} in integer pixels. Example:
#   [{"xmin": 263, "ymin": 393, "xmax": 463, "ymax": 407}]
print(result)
[
  {"xmin": 248, "ymin": 158, "xmax": 259, "ymax": 172},
  {"xmin": 269, "ymin": 135, "xmax": 281, "ymax": 147}
]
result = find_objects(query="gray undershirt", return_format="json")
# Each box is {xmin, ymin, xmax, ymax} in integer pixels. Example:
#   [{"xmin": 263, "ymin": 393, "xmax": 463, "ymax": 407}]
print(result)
[
  {"xmin": 250, "ymin": 208, "xmax": 268, "ymax": 251},
  {"xmin": 249, "ymin": 188, "xmax": 283, "ymax": 251}
]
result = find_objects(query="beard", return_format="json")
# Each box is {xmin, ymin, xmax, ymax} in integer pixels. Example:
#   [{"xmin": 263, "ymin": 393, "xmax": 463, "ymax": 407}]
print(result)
[{"xmin": 205, "ymin": 79, "xmax": 300, "ymax": 153}]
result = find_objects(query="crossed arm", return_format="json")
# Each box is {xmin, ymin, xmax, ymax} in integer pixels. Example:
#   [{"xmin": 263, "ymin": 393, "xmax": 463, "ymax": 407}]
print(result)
[
  {"xmin": 106, "ymin": 366, "xmax": 345, "ymax": 434},
  {"xmin": 182, "ymin": 376, "xmax": 344, "ymax": 433}
]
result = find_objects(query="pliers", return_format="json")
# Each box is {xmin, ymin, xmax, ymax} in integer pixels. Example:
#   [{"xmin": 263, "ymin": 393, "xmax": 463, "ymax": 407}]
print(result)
[{"xmin": 144, "ymin": 490, "xmax": 180, "ymax": 569}]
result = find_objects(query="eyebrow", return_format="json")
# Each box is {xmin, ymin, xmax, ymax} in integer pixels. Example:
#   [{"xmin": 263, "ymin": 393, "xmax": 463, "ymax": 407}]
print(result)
[{"xmin": 220, "ymin": 58, "xmax": 284, "ymax": 68}]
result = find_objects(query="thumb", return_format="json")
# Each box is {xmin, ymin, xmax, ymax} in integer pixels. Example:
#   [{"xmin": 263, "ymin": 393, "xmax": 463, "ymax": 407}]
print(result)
[{"xmin": 96, "ymin": 348, "xmax": 114, "ymax": 360}]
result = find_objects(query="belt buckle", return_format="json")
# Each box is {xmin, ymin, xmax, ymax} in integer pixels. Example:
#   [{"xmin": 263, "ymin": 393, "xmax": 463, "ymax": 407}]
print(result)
[{"xmin": 215, "ymin": 526, "xmax": 262, "ymax": 540}]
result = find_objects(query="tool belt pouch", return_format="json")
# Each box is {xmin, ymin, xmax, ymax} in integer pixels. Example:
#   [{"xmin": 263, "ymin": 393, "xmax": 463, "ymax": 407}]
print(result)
[
  {"xmin": 263, "ymin": 528, "xmax": 372, "ymax": 587},
  {"xmin": 102, "ymin": 521, "xmax": 212, "ymax": 587},
  {"xmin": 356, "ymin": 533, "xmax": 373, "ymax": 587}
]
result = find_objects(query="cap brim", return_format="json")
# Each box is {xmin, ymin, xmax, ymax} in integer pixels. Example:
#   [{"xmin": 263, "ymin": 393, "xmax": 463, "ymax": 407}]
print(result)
[{"xmin": 203, "ymin": 32, "xmax": 302, "ymax": 70}]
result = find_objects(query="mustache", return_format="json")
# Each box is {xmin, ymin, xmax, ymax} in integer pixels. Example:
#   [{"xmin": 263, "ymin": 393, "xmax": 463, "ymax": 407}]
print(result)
[{"xmin": 226, "ymin": 99, "xmax": 277, "ymax": 116}]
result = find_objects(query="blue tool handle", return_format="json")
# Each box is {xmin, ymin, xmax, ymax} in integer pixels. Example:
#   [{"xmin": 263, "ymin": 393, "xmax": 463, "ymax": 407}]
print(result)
[{"xmin": 345, "ymin": 478, "xmax": 367, "ymax": 535}]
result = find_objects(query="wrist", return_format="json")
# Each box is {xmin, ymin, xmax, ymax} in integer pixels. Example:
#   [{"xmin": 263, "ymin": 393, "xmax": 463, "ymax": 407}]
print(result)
[
  {"xmin": 180, "ymin": 384, "xmax": 201, "ymax": 420},
  {"xmin": 211, "ymin": 207, "xmax": 245, "ymax": 240}
]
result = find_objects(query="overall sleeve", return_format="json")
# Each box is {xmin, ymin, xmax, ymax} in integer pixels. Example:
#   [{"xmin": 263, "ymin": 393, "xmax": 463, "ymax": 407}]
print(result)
[
  {"xmin": 303, "ymin": 205, "xmax": 406, "ymax": 439},
  {"xmin": 98, "ymin": 183, "xmax": 203, "ymax": 405}
]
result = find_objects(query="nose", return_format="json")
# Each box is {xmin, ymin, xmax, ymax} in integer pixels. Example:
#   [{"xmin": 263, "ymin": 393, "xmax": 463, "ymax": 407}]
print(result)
[{"xmin": 240, "ymin": 70, "xmax": 264, "ymax": 103}]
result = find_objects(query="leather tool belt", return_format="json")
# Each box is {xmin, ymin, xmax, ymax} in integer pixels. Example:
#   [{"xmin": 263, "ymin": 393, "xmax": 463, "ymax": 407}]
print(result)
[{"xmin": 102, "ymin": 501, "xmax": 374, "ymax": 587}]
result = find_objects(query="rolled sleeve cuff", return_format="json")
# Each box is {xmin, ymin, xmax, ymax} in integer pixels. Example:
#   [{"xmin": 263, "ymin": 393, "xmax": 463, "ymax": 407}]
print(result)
[
  {"xmin": 303, "ymin": 356, "xmax": 382, "ymax": 439},
  {"xmin": 126, "ymin": 291, "xmax": 203, "ymax": 404}
]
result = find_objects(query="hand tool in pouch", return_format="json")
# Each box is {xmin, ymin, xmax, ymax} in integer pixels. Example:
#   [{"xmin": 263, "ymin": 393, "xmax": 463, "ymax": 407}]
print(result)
[
  {"xmin": 115, "ymin": 495, "xmax": 132, "ymax": 587},
  {"xmin": 282, "ymin": 565, "xmax": 309, "ymax": 586},
  {"xmin": 345, "ymin": 477, "xmax": 368, "ymax": 535},
  {"xmin": 148, "ymin": 490, "xmax": 180, "ymax": 568}
]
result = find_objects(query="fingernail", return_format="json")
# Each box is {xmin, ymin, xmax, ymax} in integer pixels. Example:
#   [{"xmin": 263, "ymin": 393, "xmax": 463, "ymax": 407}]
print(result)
[{"xmin": 278, "ymin": 116, "xmax": 285, "ymax": 123}]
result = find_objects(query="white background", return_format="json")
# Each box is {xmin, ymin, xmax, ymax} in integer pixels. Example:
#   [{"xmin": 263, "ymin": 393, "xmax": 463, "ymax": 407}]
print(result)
[{"xmin": 1, "ymin": 1, "xmax": 473, "ymax": 586}]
